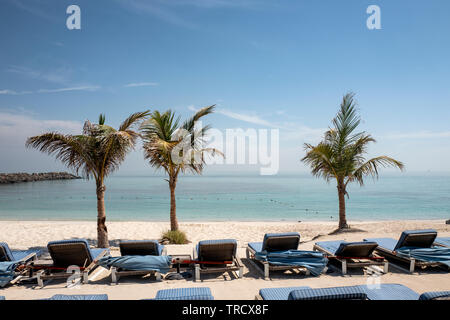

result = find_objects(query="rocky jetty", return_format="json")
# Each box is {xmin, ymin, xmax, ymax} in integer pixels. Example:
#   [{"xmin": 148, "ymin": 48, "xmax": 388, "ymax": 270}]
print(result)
[{"xmin": 0, "ymin": 172, "xmax": 81, "ymax": 184}]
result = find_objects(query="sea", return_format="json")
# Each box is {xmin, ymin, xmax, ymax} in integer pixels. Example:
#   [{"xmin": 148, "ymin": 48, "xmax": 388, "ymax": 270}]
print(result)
[{"xmin": 0, "ymin": 174, "xmax": 449, "ymax": 222}]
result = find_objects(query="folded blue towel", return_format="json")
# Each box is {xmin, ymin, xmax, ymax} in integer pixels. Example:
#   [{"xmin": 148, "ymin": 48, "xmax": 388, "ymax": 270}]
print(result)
[
  {"xmin": 0, "ymin": 261, "xmax": 19, "ymax": 288},
  {"xmin": 97, "ymin": 255, "xmax": 172, "ymax": 273},
  {"xmin": 254, "ymin": 250, "xmax": 328, "ymax": 276},
  {"xmin": 396, "ymin": 246, "xmax": 450, "ymax": 267}
]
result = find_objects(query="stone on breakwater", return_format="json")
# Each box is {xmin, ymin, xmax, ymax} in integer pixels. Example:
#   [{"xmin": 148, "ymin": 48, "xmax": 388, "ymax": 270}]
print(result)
[{"xmin": 0, "ymin": 172, "xmax": 81, "ymax": 184}]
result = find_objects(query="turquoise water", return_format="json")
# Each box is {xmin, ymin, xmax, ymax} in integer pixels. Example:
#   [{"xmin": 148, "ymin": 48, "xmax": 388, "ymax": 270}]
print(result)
[{"xmin": 0, "ymin": 175, "xmax": 449, "ymax": 221}]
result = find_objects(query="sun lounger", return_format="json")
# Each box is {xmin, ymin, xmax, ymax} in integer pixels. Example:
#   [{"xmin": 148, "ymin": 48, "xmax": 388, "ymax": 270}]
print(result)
[
  {"xmin": 194, "ymin": 239, "xmax": 242, "ymax": 281},
  {"xmin": 313, "ymin": 240, "xmax": 388, "ymax": 274},
  {"xmin": 0, "ymin": 296, "xmax": 4, "ymax": 300},
  {"xmin": 434, "ymin": 237, "xmax": 450, "ymax": 248},
  {"xmin": 247, "ymin": 232, "xmax": 326, "ymax": 279},
  {"xmin": 364, "ymin": 229, "xmax": 450, "ymax": 273},
  {"xmin": 30, "ymin": 239, "xmax": 109, "ymax": 288},
  {"xmin": 256, "ymin": 283, "xmax": 424, "ymax": 300},
  {"xmin": 106, "ymin": 240, "xmax": 167, "ymax": 284},
  {"xmin": 0, "ymin": 242, "xmax": 42, "ymax": 286},
  {"xmin": 154, "ymin": 287, "xmax": 214, "ymax": 300},
  {"xmin": 48, "ymin": 294, "xmax": 108, "ymax": 300},
  {"xmin": 0, "ymin": 242, "xmax": 41, "ymax": 263}
]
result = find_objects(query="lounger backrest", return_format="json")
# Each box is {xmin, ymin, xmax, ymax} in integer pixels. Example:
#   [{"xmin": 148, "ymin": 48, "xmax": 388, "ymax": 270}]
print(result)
[
  {"xmin": 119, "ymin": 240, "xmax": 161, "ymax": 256},
  {"xmin": 262, "ymin": 233, "xmax": 300, "ymax": 252},
  {"xmin": 419, "ymin": 291, "xmax": 450, "ymax": 300},
  {"xmin": 197, "ymin": 239, "xmax": 237, "ymax": 267},
  {"xmin": 394, "ymin": 229, "xmax": 437, "ymax": 250},
  {"xmin": 47, "ymin": 239, "xmax": 94, "ymax": 268},
  {"xmin": 49, "ymin": 294, "xmax": 109, "ymax": 300},
  {"xmin": 335, "ymin": 242, "xmax": 378, "ymax": 257},
  {"xmin": 288, "ymin": 287, "xmax": 367, "ymax": 300},
  {"xmin": 0, "ymin": 242, "xmax": 13, "ymax": 261}
]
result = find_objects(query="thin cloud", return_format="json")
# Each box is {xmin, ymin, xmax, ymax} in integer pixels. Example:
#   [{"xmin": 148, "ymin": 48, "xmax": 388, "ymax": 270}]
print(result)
[
  {"xmin": 0, "ymin": 110, "xmax": 82, "ymax": 146},
  {"xmin": 124, "ymin": 82, "xmax": 159, "ymax": 87},
  {"xmin": 0, "ymin": 86, "xmax": 100, "ymax": 95},
  {"xmin": 385, "ymin": 131, "xmax": 450, "ymax": 139},
  {"xmin": 7, "ymin": 65, "xmax": 72, "ymax": 85}
]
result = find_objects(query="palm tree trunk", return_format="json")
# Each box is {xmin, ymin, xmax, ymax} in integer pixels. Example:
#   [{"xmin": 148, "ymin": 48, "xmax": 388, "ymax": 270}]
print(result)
[
  {"xmin": 96, "ymin": 183, "xmax": 109, "ymax": 248},
  {"xmin": 169, "ymin": 178, "xmax": 179, "ymax": 231},
  {"xmin": 337, "ymin": 182, "xmax": 349, "ymax": 229}
]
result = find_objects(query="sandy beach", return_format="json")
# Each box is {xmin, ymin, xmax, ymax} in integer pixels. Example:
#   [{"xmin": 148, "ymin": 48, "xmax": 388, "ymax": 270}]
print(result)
[{"xmin": 1, "ymin": 219, "xmax": 449, "ymax": 300}]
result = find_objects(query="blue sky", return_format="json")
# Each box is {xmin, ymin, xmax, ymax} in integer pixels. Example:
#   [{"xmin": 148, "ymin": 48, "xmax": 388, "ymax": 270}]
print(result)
[{"xmin": 1, "ymin": 0, "xmax": 450, "ymax": 175}]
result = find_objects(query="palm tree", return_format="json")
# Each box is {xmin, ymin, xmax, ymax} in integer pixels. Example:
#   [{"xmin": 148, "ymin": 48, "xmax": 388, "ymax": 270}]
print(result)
[
  {"xmin": 141, "ymin": 105, "xmax": 222, "ymax": 231},
  {"xmin": 26, "ymin": 111, "xmax": 150, "ymax": 247},
  {"xmin": 301, "ymin": 93, "xmax": 404, "ymax": 230}
]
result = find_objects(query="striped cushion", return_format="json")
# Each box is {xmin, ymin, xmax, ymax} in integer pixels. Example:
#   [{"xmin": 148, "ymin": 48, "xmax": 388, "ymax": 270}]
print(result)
[
  {"xmin": 259, "ymin": 286, "xmax": 310, "ymax": 300},
  {"xmin": 288, "ymin": 287, "xmax": 367, "ymax": 300},
  {"xmin": 49, "ymin": 294, "xmax": 108, "ymax": 300},
  {"xmin": 435, "ymin": 237, "xmax": 450, "ymax": 248},
  {"xmin": 262, "ymin": 233, "xmax": 300, "ymax": 251},
  {"xmin": 358, "ymin": 284, "xmax": 420, "ymax": 300},
  {"xmin": 0, "ymin": 242, "xmax": 41, "ymax": 262},
  {"xmin": 419, "ymin": 291, "xmax": 450, "ymax": 300},
  {"xmin": 155, "ymin": 287, "xmax": 213, "ymax": 300}
]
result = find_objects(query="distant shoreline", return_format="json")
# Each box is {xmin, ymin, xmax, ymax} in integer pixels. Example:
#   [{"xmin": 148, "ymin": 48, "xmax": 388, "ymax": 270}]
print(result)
[{"xmin": 0, "ymin": 172, "xmax": 80, "ymax": 184}]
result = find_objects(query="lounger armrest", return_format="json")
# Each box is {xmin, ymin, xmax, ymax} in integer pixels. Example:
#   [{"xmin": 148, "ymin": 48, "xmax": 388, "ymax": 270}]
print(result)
[
  {"xmin": 89, "ymin": 248, "xmax": 109, "ymax": 271},
  {"xmin": 18, "ymin": 252, "xmax": 38, "ymax": 264}
]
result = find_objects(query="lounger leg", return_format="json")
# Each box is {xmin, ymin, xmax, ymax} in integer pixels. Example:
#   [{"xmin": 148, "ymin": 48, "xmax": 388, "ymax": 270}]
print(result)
[
  {"xmin": 246, "ymin": 248, "xmax": 250, "ymax": 259},
  {"xmin": 194, "ymin": 264, "xmax": 200, "ymax": 282},
  {"xmin": 155, "ymin": 272, "xmax": 162, "ymax": 281},
  {"xmin": 304, "ymin": 269, "xmax": 310, "ymax": 276},
  {"xmin": 342, "ymin": 260, "xmax": 347, "ymax": 275},
  {"xmin": 36, "ymin": 270, "xmax": 44, "ymax": 288},
  {"xmin": 82, "ymin": 271, "xmax": 89, "ymax": 284},
  {"xmin": 238, "ymin": 266, "xmax": 243, "ymax": 278},
  {"xmin": 111, "ymin": 267, "xmax": 118, "ymax": 285},
  {"xmin": 263, "ymin": 263, "xmax": 269, "ymax": 280},
  {"xmin": 409, "ymin": 259, "xmax": 415, "ymax": 273},
  {"xmin": 383, "ymin": 261, "xmax": 389, "ymax": 273}
]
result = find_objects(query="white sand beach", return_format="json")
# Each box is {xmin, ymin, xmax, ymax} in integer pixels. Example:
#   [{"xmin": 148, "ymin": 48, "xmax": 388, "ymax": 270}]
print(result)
[{"xmin": 1, "ymin": 219, "xmax": 449, "ymax": 300}]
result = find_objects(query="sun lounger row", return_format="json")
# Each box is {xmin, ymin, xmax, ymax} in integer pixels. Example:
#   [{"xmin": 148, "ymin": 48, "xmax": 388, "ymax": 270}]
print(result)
[{"xmin": 1, "ymin": 229, "xmax": 449, "ymax": 289}]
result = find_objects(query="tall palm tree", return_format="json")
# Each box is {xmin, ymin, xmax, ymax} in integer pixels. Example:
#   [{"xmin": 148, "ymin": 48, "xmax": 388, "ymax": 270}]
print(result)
[
  {"xmin": 141, "ymin": 105, "xmax": 222, "ymax": 231},
  {"xmin": 301, "ymin": 93, "xmax": 404, "ymax": 230},
  {"xmin": 26, "ymin": 111, "xmax": 150, "ymax": 247}
]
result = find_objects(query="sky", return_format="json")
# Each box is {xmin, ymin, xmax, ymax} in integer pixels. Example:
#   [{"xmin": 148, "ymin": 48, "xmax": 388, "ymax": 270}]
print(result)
[{"xmin": 0, "ymin": 0, "xmax": 449, "ymax": 176}]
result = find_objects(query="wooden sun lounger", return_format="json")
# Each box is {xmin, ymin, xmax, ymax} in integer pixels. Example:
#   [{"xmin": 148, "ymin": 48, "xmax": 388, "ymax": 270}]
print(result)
[
  {"xmin": 313, "ymin": 241, "xmax": 388, "ymax": 275},
  {"xmin": 110, "ymin": 240, "xmax": 167, "ymax": 284},
  {"xmin": 365, "ymin": 230, "xmax": 446, "ymax": 273},
  {"xmin": 29, "ymin": 239, "xmax": 109, "ymax": 288},
  {"xmin": 246, "ymin": 233, "xmax": 311, "ymax": 280},
  {"xmin": 193, "ymin": 240, "xmax": 243, "ymax": 281}
]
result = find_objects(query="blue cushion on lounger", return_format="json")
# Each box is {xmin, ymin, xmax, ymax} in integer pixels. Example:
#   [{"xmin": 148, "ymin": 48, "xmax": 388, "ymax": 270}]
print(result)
[
  {"xmin": 197, "ymin": 239, "xmax": 237, "ymax": 259},
  {"xmin": 49, "ymin": 294, "xmax": 108, "ymax": 300},
  {"xmin": 119, "ymin": 240, "xmax": 164, "ymax": 256},
  {"xmin": 288, "ymin": 286, "xmax": 367, "ymax": 300},
  {"xmin": 435, "ymin": 237, "xmax": 450, "ymax": 248},
  {"xmin": 0, "ymin": 242, "xmax": 41, "ymax": 262},
  {"xmin": 47, "ymin": 239, "xmax": 109, "ymax": 267},
  {"xmin": 395, "ymin": 229, "xmax": 437, "ymax": 250},
  {"xmin": 248, "ymin": 242, "xmax": 263, "ymax": 252},
  {"xmin": 155, "ymin": 287, "xmax": 214, "ymax": 300},
  {"xmin": 419, "ymin": 291, "xmax": 450, "ymax": 300},
  {"xmin": 0, "ymin": 296, "xmax": 4, "ymax": 300},
  {"xmin": 357, "ymin": 283, "xmax": 420, "ymax": 300},
  {"xmin": 259, "ymin": 286, "xmax": 310, "ymax": 300},
  {"xmin": 262, "ymin": 233, "xmax": 300, "ymax": 251},
  {"xmin": 315, "ymin": 240, "xmax": 345, "ymax": 255},
  {"xmin": 364, "ymin": 238, "xmax": 398, "ymax": 251}
]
